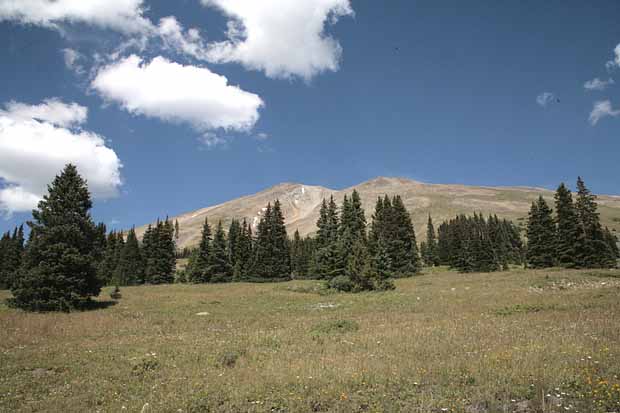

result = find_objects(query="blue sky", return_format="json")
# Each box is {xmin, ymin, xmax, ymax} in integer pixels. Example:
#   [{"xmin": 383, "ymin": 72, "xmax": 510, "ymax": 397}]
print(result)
[{"xmin": 1, "ymin": 0, "xmax": 619, "ymax": 233}]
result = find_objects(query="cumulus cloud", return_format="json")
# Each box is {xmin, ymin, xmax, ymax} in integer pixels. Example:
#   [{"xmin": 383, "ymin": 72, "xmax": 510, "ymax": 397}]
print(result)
[
  {"xmin": 91, "ymin": 55, "xmax": 264, "ymax": 136},
  {"xmin": 584, "ymin": 77, "xmax": 615, "ymax": 91},
  {"xmin": 536, "ymin": 92, "xmax": 557, "ymax": 107},
  {"xmin": 0, "ymin": 0, "xmax": 151, "ymax": 34},
  {"xmin": 202, "ymin": 0, "xmax": 354, "ymax": 80},
  {"xmin": 4, "ymin": 98, "xmax": 87, "ymax": 127},
  {"xmin": 0, "ymin": 99, "xmax": 122, "ymax": 214},
  {"xmin": 589, "ymin": 100, "xmax": 620, "ymax": 125}
]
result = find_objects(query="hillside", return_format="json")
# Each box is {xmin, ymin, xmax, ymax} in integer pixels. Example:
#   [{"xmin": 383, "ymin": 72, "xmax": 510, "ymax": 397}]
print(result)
[{"xmin": 137, "ymin": 177, "xmax": 620, "ymax": 250}]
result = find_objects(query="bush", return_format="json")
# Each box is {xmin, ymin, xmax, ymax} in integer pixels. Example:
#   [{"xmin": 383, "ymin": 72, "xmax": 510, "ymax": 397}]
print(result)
[{"xmin": 328, "ymin": 275, "xmax": 354, "ymax": 292}]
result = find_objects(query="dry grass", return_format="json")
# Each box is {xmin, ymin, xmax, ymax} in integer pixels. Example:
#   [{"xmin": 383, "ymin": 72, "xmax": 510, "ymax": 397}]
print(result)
[{"xmin": 1, "ymin": 268, "xmax": 620, "ymax": 412}]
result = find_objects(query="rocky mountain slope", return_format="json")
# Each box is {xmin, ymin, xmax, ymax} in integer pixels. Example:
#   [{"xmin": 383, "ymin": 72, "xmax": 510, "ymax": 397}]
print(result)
[{"xmin": 136, "ymin": 177, "xmax": 620, "ymax": 250}]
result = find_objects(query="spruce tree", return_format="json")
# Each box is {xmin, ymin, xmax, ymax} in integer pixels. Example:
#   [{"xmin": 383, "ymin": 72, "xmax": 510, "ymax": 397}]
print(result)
[
  {"xmin": 209, "ymin": 221, "xmax": 232, "ymax": 282},
  {"xmin": 425, "ymin": 215, "xmax": 439, "ymax": 266},
  {"xmin": 187, "ymin": 218, "xmax": 212, "ymax": 283},
  {"xmin": 554, "ymin": 183, "xmax": 580, "ymax": 268},
  {"xmin": 388, "ymin": 195, "xmax": 420, "ymax": 276},
  {"xmin": 118, "ymin": 227, "xmax": 144, "ymax": 285},
  {"xmin": 227, "ymin": 219, "xmax": 241, "ymax": 270},
  {"xmin": 252, "ymin": 201, "xmax": 291, "ymax": 280},
  {"xmin": 11, "ymin": 164, "xmax": 101, "ymax": 311},
  {"xmin": 345, "ymin": 240, "xmax": 374, "ymax": 291},
  {"xmin": 526, "ymin": 197, "xmax": 556, "ymax": 268},
  {"xmin": 575, "ymin": 177, "xmax": 615, "ymax": 268},
  {"xmin": 369, "ymin": 238, "xmax": 395, "ymax": 291},
  {"xmin": 143, "ymin": 219, "xmax": 175, "ymax": 284},
  {"xmin": 270, "ymin": 200, "xmax": 292, "ymax": 279},
  {"xmin": 233, "ymin": 219, "xmax": 253, "ymax": 281}
]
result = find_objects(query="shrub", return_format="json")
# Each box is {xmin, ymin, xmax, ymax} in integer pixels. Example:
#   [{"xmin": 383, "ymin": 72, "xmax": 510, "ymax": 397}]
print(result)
[{"xmin": 328, "ymin": 275, "xmax": 354, "ymax": 292}]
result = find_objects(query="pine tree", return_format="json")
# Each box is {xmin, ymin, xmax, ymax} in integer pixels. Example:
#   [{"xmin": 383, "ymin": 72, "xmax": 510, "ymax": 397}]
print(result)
[
  {"xmin": 575, "ymin": 177, "xmax": 615, "ymax": 268},
  {"xmin": 187, "ymin": 218, "xmax": 211, "ymax": 283},
  {"xmin": 554, "ymin": 183, "xmax": 580, "ymax": 268},
  {"xmin": 118, "ymin": 227, "xmax": 144, "ymax": 285},
  {"xmin": 233, "ymin": 219, "xmax": 253, "ymax": 281},
  {"xmin": 0, "ymin": 231, "xmax": 12, "ymax": 289},
  {"xmin": 209, "ymin": 221, "xmax": 232, "ymax": 282},
  {"xmin": 252, "ymin": 201, "xmax": 291, "ymax": 280},
  {"xmin": 0, "ymin": 225, "xmax": 25, "ymax": 289},
  {"xmin": 313, "ymin": 196, "xmax": 344, "ymax": 279},
  {"xmin": 143, "ymin": 219, "xmax": 175, "ymax": 284},
  {"xmin": 345, "ymin": 240, "xmax": 374, "ymax": 291},
  {"xmin": 270, "ymin": 200, "xmax": 291, "ymax": 279},
  {"xmin": 369, "ymin": 238, "xmax": 395, "ymax": 291},
  {"xmin": 526, "ymin": 197, "xmax": 556, "ymax": 268},
  {"xmin": 10, "ymin": 164, "xmax": 101, "ymax": 311},
  {"xmin": 290, "ymin": 229, "xmax": 307, "ymax": 278},
  {"xmin": 227, "ymin": 219, "xmax": 242, "ymax": 270},
  {"xmin": 174, "ymin": 219, "xmax": 180, "ymax": 242},
  {"xmin": 425, "ymin": 215, "xmax": 439, "ymax": 266},
  {"xmin": 387, "ymin": 195, "xmax": 420, "ymax": 276}
]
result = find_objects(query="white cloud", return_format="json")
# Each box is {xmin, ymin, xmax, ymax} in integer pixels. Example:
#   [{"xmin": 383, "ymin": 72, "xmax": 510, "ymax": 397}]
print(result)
[
  {"xmin": 62, "ymin": 48, "xmax": 86, "ymax": 75},
  {"xmin": 536, "ymin": 92, "xmax": 557, "ymax": 107},
  {"xmin": 157, "ymin": 16, "xmax": 209, "ymax": 61},
  {"xmin": 0, "ymin": 100, "xmax": 122, "ymax": 214},
  {"xmin": 606, "ymin": 43, "xmax": 620, "ymax": 71},
  {"xmin": 202, "ymin": 0, "xmax": 354, "ymax": 80},
  {"xmin": 584, "ymin": 77, "xmax": 615, "ymax": 91},
  {"xmin": 589, "ymin": 100, "xmax": 620, "ymax": 125},
  {"xmin": 0, "ymin": 0, "xmax": 151, "ymax": 34},
  {"xmin": 3, "ymin": 98, "xmax": 87, "ymax": 127},
  {"xmin": 91, "ymin": 55, "xmax": 264, "ymax": 135}
]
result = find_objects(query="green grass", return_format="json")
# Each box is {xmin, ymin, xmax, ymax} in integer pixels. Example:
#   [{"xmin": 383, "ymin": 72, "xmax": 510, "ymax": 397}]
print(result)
[{"xmin": 1, "ymin": 268, "xmax": 620, "ymax": 412}]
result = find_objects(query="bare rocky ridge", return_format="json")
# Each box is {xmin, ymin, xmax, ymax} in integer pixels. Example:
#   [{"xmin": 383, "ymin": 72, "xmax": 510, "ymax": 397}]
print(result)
[{"xmin": 136, "ymin": 177, "xmax": 620, "ymax": 250}]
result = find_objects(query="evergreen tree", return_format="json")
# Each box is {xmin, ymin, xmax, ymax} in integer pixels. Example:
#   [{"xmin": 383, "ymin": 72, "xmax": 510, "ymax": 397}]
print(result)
[
  {"xmin": 345, "ymin": 240, "xmax": 374, "ymax": 291},
  {"xmin": 0, "ymin": 225, "xmax": 25, "ymax": 289},
  {"xmin": 11, "ymin": 164, "xmax": 101, "ymax": 311},
  {"xmin": 143, "ymin": 219, "xmax": 175, "ymax": 284},
  {"xmin": 424, "ymin": 215, "xmax": 439, "ymax": 266},
  {"xmin": 252, "ymin": 201, "xmax": 291, "ymax": 280},
  {"xmin": 526, "ymin": 197, "xmax": 556, "ymax": 268},
  {"xmin": 209, "ymin": 221, "xmax": 232, "ymax": 282},
  {"xmin": 233, "ymin": 219, "xmax": 253, "ymax": 281},
  {"xmin": 604, "ymin": 228, "xmax": 619, "ymax": 261},
  {"xmin": 174, "ymin": 219, "xmax": 180, "ymax": 241},
  {"xmin": 388, "ymin": 196, "xmax": 420, "ymax": 276},
  {"xmin": 91, "ymin": 222, "xmax": 107, "ymax": 266},
  {"xmin": 270, "ymin": 200, "xmax": 292, "ymax": 278},
  {"xmin": 227, "ymin": 219, "xmax": 241, "ymax": 270},
  {"xmin": 290, "ymin": 229, "xmax": 309, "ymax": 278},
  {"xmin": 575, "ymin": 177, "xmax": 615, "ymax": 268},
  {"xmin": 554, "ymin": 183, "xmax": 580, "ymax": 268},
  {"xmin": 187, "ymin": 218, "xmax": 211, "ymax": 283},
  {"xmin": 419, "ymin": 241, "xmax": 428, "ymax": 266},
  {"xmin": 368, "ymin": 238, "xmax": 395, "ymax": 291},
  {"xmin": 117, "ymin": 227, "xmax": 144, "ymax": 285},
  {"xmin": 313, "ymin": 196, "xmax": 344, "ymax": 278}
]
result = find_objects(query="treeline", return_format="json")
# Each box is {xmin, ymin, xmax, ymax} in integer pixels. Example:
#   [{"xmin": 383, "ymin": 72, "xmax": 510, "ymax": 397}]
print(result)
[
  {"xmin": 181, "ymin": 192, "xmax": 420, "ymax": 291},
  {"xmin": 95, "ymin": 220, "xmax": 177, "ymax": 286},
  {"xmin": 526, "ymin": 177, "xmax": 619, "ymax": 269},
  {"xmin": 0, "ymin": 225, "xmax": 24, "ymax": 289},
  {"xmin": 2, "ymin": 164, "xmax": 618, "ymax": 311},
  {"xmin": 434, "ymin": 214, "xmax": 524, "ymax": 273}
]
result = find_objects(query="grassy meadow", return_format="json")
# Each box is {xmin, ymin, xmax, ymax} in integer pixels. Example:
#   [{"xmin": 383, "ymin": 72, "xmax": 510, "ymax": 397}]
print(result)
[{"xmin": 1, "ymin": 268, "xmax": 620, "ymax": 412}]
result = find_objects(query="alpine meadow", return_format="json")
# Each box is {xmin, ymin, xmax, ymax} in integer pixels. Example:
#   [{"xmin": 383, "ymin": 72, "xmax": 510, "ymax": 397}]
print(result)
[{"xmin": 1, "ymin": 1, "xmax": 620, "ymax": 413}]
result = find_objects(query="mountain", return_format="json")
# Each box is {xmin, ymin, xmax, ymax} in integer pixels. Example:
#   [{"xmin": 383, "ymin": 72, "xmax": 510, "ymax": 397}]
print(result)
[{"xmin": 136, "ymin": 177, "xmax": 620, "ymax": 250}]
